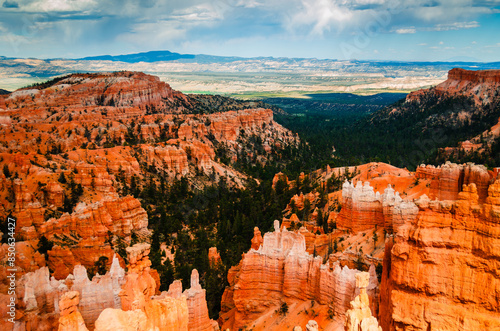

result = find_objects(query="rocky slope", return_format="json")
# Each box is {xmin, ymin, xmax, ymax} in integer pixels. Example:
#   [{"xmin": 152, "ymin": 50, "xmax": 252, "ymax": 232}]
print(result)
[
  {"xmin": 0, "ymin": 70, "xmax": 297, "ymax": 275},
  {"xmin": 406, "ymin": 68, "xmax": 500, "ymax": 105},
  {"xmin": 0, "ymin": 71, "xmax": 298, "ymax": 330}
]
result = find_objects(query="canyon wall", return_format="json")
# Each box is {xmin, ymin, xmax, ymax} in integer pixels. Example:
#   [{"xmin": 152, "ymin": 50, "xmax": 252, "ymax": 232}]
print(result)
[
  {"xmin": 380, "ymin": 181, "xmax": 500, "ymax": 330},
  {"xmin": 406, "ymin": 68, "xmax": 500, "ymax": 105},
  {"xmin": 337, "ymin": 181, "xmax": 419, "ymax": 233},
  {"xmin": 415, "ymin": 162, "xmax": 491, "ymax": 201}
]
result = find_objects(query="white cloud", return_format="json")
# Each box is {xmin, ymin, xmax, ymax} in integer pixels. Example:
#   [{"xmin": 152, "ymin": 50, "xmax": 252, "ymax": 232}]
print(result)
[
  {"xmin": 439, "ymin": 41, "xmax": 444, "ymax": 45},
  {"xmin": 430, "ymin": 21, "xmax": 479, "ymax": 31},
  {"xmin": 418, "ymin": 43, "xmax": 427, "ymax": 46},
  {"xmin": 394, "ymin": 27, "xmax": 416, "ymax": 34},
  {"xmin": 19, "ymin": 0, "xmax": 97, "ymax": 12},
  {"xmin": 287, "ymin": 0, "xmax": 354, "ymax": 36}
]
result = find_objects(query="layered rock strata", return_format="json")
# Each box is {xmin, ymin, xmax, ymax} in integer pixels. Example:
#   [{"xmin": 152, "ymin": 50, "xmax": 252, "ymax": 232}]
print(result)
[
  {"xmin": 220, "ymin": 220, "xmax": 372, "ymax": 330},
  {"xmin": 57, "ymin": 291, "xmax": 89, "ymax": 331},
  {"xmin": 415, "ymin": 162, "xmax": 492, "ymax": 201},
  {"xmin": 345, "ymin": 272, "xmax": 382, "ymax": 331},
  {"xmin": 380, "ymin": 182, "xmax": 500, "ymax": 330},
  {"xmin": 337, "ymin": 181, "xmax": 419, "ymax": 233}
]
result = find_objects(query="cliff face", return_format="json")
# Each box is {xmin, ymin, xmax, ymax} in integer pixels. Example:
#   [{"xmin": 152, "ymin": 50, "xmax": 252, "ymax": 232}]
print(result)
[
  {"xmin": 337, "ymin": 181, "xmax": 419, "ymax": 234},
  {"xmin": 13, "ymin": 192, "xmax": 149, "ymax": 279},
  {"xmin": 220, "ymin": 220, "xmax": 375, "ymax": 330},
  {"xmin": 406, "ymin": 68, "xmax": 500, "ymax": 105},
  {"xmin": 447, "ymin": 68, "xmax": 500, "ymax": 83},
  {"xmin": 4, "ymin": 72, "xmax": 179, "ymax": 110},
  {"xmin": 380, "ymin": 181, "xmax": 500, "ymax": 330},
  {"xmin": 57, "ymin": 291, "xmax": 89, "ymax": 331},
  {"xmin": 0, "ymin": 72, "xmax": 297, "ymax": 267},
  {"xmin": 415, "ymin": 162, "xmax": 492, "ymax": 201}
]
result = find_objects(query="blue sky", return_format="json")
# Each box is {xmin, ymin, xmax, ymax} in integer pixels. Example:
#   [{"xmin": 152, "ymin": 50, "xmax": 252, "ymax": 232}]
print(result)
[{"xmin": 0, "ymin": 0, "xmax": 499, "ymax": 61}]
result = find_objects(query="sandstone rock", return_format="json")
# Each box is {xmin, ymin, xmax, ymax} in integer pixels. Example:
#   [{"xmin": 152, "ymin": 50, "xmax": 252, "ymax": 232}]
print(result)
[
  {"xmin": 380, "ymin": 181, "xmax": 500, "ymax": 330},
  {"xmin": 407, "ymin": 68, "xmax": 500, "ymax": 106},
  {"xmin": 415, "ymin": 162, "xmax": 492, "ymax": 201},
  {"xmin": 208, "ymin": 247, "xmax": 221, "ymax": 266},
  {"xmin": 58, "ymin": 291, "xmax": 88, "ymax": 331},
  {"xmin": 338, "ymin": 181, "xmax": 418, "ymax": 233},
  {"xmin": 17, "ymin": 254, "xmax": 126, "ymax": 330},
  {"xmin": 94, "ymin": 308, "xmax": 149, "ymax": 331},
  {"xmin": 220, "ymin": 220, "xmax": 367, "ymax": 330},
  {"xmin": 183, "ymin": 269, "xmax": 219, "ymax": 331},
  {"xmin": 306, "ymin": 320, "xmax": 319, "ymax": 331},
  {"xmin": 345, "ymin": 272, "xmax": 382, "ymax": 331},
  {"xmin": 120, "ymin": 243, "xmax": 156, "ymax": 311},
  {"xmin": 272, "ymin": 172, "xmax": 290, "ymax": 190},
  {"xmin": 250, "ymin": 227, "xmax": 263, "ymax": 250}
]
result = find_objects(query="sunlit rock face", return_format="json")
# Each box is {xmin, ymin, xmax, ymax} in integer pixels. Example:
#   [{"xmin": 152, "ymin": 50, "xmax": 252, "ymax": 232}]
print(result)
[
  {"xmin": 380, "ymin": 181, "xmax": 500, "ymax": 330},
  {"xmin": 220, "ymin": 221, "xmax": 375, "ymax": 330}
]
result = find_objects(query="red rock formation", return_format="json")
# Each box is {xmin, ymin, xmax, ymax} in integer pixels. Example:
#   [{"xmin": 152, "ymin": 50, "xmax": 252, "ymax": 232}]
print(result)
[
  {"xmin": 345, "ymin": 272, "xmax": 382, "ymax": 331},
  {"xmin": 19, "ymin": 195, "xmax": 150, "ymax": 279},
  {"xmin": 220, "ymin": 220, "xmax": 370, "ymax": 330},
  {"xmin": 120, "ymin": 243, "xmax": 157, "ymax": 311},
  {"xmin": 415, "ymin": 162, "xmax": 492, "ymax": 201},
  {"xmin": 447, "ymin": 68, "xmax": 500, "ymax": 84},
  {"xmin": 337, "ymin": 181, "xmax": 418, "ymax": 233},
  {"xmin": 407, "ymin": 68, "xmax": 500, "ymax": 105},
  {"xmin": 5, "ymin": 72, "xmax": 178, "ymax": 110},
  {"xmin": 337, "ymin": 181, "xmax": 385, "ymax": 233},
  {"xmin": 92, "ymin": 245, "xmax": 216, "ymax": 331},
  {"xmin": 184, "ymin": 269, "xmax": 219, "ymax": 331},
  {"xmin": 0, "ymin": 71, "xmax": 300, "ymax": 331},
  {"xmin": 57, "ymin": 291, "xmax": 88, "ymax": 331},
  {"xmin": 272, "ymin": 172, "xmax": 292, "ymax": 190},
  {"xmin": 94, "ymin": 295, "xmax": 189, "ymax": 331},
  {"xmin": 380, "ymin": 182, "xmax": 500, "ymax": 330},
  {"xmin": 17, "ymin": 243, "xmax": 213, "ymax": 331},
  {"xmin": 208, "ymin": 247, "xmax": 221, "ymax": 266},
  {"xmin": 250, "ymin": 227, "xmax": 263, "ymax": 250},
  {"xmin": 14, "ymin": 254, "xmax": 126, "ymax": 330}
]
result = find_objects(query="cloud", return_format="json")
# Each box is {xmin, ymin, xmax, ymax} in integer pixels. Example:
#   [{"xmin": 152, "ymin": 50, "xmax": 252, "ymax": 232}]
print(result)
[
  {"xmin": 394, "ymin": 27, "xmax": 416, "ymax": 34},
  {"xmin": 0, "ymin": 0, "xmax": 498, "ymax": 58},
  {"xmin": 430, "ymin": 21, "xmax": 479, "ymax": 31},
  {"xmin": 286, "ymin": 0, "xmax": 354, "ymax": 36},
  {"xmin": 21, "ymin": 0, "xmax": 97, "ymax": 13},
  {"xmin": 2, "ymin": 1, "xmax": 18, "ymax": 8}
]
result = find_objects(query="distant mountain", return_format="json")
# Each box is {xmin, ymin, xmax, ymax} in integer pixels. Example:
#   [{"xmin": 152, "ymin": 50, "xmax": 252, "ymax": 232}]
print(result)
[
  {"xmin": 78, "ymin": 50, "xmax": 195, "ymax": 63},
  {"xmin": 0, "ymin": 88, "xmax": 10, "ymax": 95},
  {"xmin": 75, "ymin": 50, "xmax": 500, "ymax": 68},
  {"xmin": 444, "ymin": 56, "xmax": 483, "ymax": 62}
]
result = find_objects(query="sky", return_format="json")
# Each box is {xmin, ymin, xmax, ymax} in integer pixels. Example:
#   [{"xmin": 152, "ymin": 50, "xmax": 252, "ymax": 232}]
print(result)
[{"xmin": 0, "ymin": 0, "xmax": 499, "ymax": 62}]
